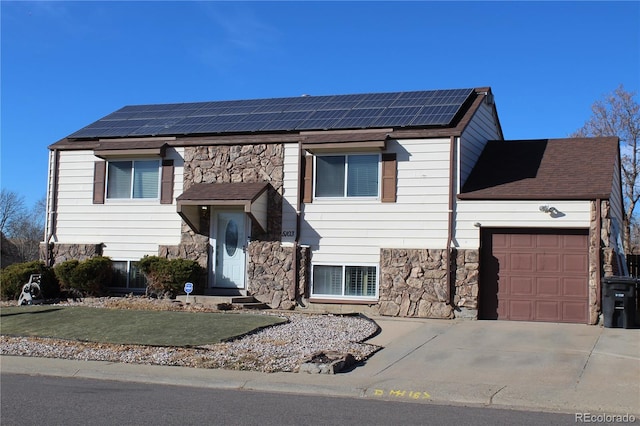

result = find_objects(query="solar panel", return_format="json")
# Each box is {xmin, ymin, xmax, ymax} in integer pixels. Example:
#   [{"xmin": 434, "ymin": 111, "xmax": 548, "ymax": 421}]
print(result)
[{"xmin": 67, "ymin": 88, "xmax": 474, "ymax": 138}]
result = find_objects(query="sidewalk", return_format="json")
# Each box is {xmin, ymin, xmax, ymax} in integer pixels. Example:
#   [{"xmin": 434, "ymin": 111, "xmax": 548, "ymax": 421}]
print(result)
[{"xmin": 2, "ymin": 317, "xmax": 639, "ymax": 415}]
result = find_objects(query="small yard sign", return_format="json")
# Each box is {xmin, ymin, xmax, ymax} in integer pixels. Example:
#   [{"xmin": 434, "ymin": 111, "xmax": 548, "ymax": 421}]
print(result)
[{"xmin": 184, "ymin": 282, "xmax": 193, "ymax": 304}]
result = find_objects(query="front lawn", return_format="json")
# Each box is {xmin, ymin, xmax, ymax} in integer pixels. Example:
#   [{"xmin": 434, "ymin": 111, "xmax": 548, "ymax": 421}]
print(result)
[{"xmin": 0, "ymin": 306, "xmax": 286, "ymax": 347}]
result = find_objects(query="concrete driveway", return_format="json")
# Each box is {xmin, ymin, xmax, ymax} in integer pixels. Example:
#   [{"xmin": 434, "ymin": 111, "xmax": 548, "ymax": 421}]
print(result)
[{"xmin": 353, "ymin": 318, "xmax": 640, "ymax": 414}]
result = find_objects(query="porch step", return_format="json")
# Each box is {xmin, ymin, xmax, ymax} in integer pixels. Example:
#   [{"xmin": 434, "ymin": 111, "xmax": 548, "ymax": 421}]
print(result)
[{"xmin": 176, "ymin": 294, "xmax": 269, "ymax": 310}]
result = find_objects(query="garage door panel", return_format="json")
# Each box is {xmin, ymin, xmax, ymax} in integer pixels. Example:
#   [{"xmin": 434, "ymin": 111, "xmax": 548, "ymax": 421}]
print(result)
[
  {"xmin": 480, "ymin": 229, "xmax": 589, "ymax": 324},
  {"xmin": 493, "ymin": 234, "xmax": 508, "ymax": 249},
  {"xmin": 535, "ymin": 300, "xmax": 561, "ymax": 322},
  {"xmin": 510, "ymin": 234, "xmax": 535, "ymax": 248},
  {"xmin": 537, "ymin": 234, "xmax": 562, "ymax": 249},
  {"xmin": 537, "ymin": 277, "xmax": 561, "ymax": 296},
  {"xmin": 537, "ymin": 253, "xmax": 561, "ymax": 272},
  {"xmin": 510, "ymin": 276, "xmax": 534, "ymax": 296},
  {"xmin": 563, "ymin": 277, "xmax": 588, "ymax": 297},
  {"xmin": 564, "ymin": 254, "xmax": 588, "ymax": 273},
  {"xmin": 507, "ymin": 300, "xmax": 533, "ymax": 321},
  {"xmin": 563, "ymin": 234, "xmax": 589, "ymax": 249},
  {"xmin": 562, "ymin": 301, "xmax": 588, "ymax": 323},
  {"xmin": 510, "ymin": 253, "xmax": 534, "ymax": 272}
]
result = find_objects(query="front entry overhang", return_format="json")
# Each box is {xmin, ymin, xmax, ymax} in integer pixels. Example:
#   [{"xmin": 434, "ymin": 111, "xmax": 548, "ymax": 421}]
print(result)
[{"xmin": 176, "ymin": 182, "xmax": 269, "ymax": 233}]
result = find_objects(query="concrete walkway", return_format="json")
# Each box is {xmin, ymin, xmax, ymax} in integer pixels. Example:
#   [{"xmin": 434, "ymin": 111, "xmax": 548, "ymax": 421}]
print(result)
[{"xmin": 2, "ymin": 318, "xmax": 639, "ymax": 415}]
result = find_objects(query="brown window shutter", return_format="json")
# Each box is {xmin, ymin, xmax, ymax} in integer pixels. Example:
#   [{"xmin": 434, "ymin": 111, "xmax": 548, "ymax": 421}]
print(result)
[
  {"xmin": 93, "ymin": 161, "xmax": 106, "ymax": 204},
  {"xmin": 302, "ymin": 155, "xmax": 313, "ymax": 203},
  {"xmin": 160, "ymin": 159, "xmax": 174, "ymax": 204},
  {"xmin": 381, "ymin": 153, "xmax": 397, "ymax": 203}
]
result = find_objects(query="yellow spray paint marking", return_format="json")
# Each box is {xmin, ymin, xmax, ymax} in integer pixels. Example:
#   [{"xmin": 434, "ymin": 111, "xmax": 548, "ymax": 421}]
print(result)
[{"xmin": 372, "ymin": 389, "xmax": 431, "ymax": 400}]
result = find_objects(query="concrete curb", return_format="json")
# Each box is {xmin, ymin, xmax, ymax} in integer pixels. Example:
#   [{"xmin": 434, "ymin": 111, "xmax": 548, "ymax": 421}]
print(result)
[{"xmin": 3, "ymin": 354, "xmax": 638, "ymax": 416}]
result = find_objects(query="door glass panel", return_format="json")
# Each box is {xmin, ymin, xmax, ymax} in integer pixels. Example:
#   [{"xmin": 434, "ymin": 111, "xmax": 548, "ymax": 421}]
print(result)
[{"xmin": 225, "ymin": 220, "xmax": 238, "ymax": 256}]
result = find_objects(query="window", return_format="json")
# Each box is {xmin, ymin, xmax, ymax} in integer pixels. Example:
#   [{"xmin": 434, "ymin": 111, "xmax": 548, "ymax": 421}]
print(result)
[
  {"xmin": 107, "ymin": 160, "xmax": 159, "ymax": 199},
  {"xmin": 315, "ymin": 154, "xmax": 379, "ymax": 198},
  {"xmin": 312, "ymin": 264, "xmax": 378, "ymax": 299},
  {"xmin": 112, "ymin": 261, "xmax": 147, "ymax": 291}
]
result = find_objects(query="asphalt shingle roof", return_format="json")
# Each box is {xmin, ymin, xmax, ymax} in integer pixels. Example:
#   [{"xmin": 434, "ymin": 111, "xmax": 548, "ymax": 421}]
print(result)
[{"xmin": 459, "ymin": 137, "xmax": 620, "ymax": 200}]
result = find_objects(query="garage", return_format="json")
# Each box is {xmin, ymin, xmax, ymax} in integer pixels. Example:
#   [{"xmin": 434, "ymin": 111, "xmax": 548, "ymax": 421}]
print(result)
[{"xmin": 479, "ymin": 228, "xmax": 589, "ymax": 323}]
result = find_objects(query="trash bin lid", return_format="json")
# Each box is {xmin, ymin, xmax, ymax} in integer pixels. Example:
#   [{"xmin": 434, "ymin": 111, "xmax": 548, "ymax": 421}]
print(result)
[{"xmin": 602, "ymin": 276, "xmax": 639, "ymax": 285}]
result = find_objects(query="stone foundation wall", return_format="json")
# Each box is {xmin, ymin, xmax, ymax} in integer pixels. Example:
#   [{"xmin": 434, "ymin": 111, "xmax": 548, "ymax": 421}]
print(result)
[
  {"xmin": 591, "ymin": 199, "xmax": 619, "ymax": 325},
  {"xmin": 183, "ymin": 144, "xmax": 284, "ymax": 240},
  {"xmin": 298, "ymin": 245, "xmax": 310, "ymax": 300},
  {"xmin": 378, "ymin": 248, "xmax": 454, "ymax": 318},
  {"xmin": 247, "ymin": 241, "xmax": 296, "ymax": 310},
  {"xmin": 41, "ymin": 243, "xmax": 103, "ymax": 266},
  {"xmin": 453, "ymin": 248, "xmax": 479, "ymax": 318}
]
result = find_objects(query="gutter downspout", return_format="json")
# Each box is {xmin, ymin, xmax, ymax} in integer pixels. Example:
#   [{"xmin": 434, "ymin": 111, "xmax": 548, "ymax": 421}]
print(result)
[
  {"xmin": 446, "ymin": 136, "xmax": 456, "ymax": 307},
  {"xmin": 293, "ymin": 141, "xmax": 303, "ymax": 304},
  {"xmin": 596, "ymin": 198, "xmax": 602, "ymax": 313},
  {"xmin": 45, "ymin": 149, "xmax": 59, "ymax": 266}
]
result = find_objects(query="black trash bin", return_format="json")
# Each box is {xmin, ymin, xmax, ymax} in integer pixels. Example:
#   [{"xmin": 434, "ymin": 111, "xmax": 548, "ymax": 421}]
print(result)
[{"xmin": 602, "ymin": 276, "xmax": 638, "ymax": 329}]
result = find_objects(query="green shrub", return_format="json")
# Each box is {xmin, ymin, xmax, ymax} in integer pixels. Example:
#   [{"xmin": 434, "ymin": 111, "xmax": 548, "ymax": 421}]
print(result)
[
  {"xmin": 0, "ymin": 261, "xmax": 59, "ymax": 301},
  {"xmin": 71, "ymin": 256, "xmax": 112, "ymax": 296},
  {"xmin": 137, "ymin": 256, "xmax": 204, "ymax": 298},
  {"xmin": 52, "ymin": 257, "xmax": 113, "ymax": 297},
  {"xmin": 53, "ymin": 259, "xmax": 79, "ymax": 289}
]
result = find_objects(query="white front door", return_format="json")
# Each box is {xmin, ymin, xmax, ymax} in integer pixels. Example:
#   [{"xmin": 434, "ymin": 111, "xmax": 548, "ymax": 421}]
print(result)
[{"xmin": 214, "ymin": 211, "xmax": 246, "ymax": 289}]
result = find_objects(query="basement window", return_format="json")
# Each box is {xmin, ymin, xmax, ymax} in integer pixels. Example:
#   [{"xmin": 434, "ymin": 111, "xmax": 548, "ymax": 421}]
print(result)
[{"xmin": 311, "ymin": 264, "xmax": 378, "ymax": 299}]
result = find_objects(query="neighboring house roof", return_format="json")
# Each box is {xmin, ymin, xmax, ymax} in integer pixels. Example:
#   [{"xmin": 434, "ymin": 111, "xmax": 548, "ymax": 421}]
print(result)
[
  {"xmin": 459, "ymin": 137, "xmax": 620, "ymax": 200},
  {"xmin": 50, "ymin": 87, "xmax": 504, "ymax": 149}
]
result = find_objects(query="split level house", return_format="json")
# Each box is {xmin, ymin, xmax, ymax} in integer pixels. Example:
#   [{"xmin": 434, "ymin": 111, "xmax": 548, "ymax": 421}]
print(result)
[{"xmin": 43, "ymin": 87, "xmax": 625, "ymax": 324}]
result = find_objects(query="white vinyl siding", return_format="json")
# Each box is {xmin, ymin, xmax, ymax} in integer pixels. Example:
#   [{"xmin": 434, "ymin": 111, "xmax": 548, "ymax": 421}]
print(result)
[
  {"xmin": 458, "ymin": 100, "xmax": 502, "ymax": 189},
  {"xmin": 299, "ymin": 138, "xmax": 451, "ymax": 264},
  {"xmin": 454, "ymin": 200, "xmax": 592, "ymax": 249},
  {"xmin": 52, "ymin": 148, "xmax": 184, "ymax": 260},
  {"xmin": 610, "ymin": 154, "xmax": 624, "ymax": 230},
  {"xmin": 281, "ymin": 143, "xmax": 300, "ymax": 243}
]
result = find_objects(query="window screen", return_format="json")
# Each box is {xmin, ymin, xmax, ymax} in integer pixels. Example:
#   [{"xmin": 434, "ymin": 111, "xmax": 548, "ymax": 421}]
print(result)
[
  {"xmin": 107, "ymin": 161, "xmax": 132, "ymax": 199},
  {"xmin": 133, "ymin": 160, "xmax": 159, "ymax": 198},
  {"xmin": 312, "ymin": 265, "xmax": 343, "ymax": 295},
  {"xmin": 347, "ymin": 155, "xmax": 378, "ymax": 197},
  {"xmin": 107, "ymin": 160, "xmax": 159, "ymax": 199},
  {"xmin": 315, "ymin": 154, "xmax": 379, "ymax": 198},
  {"xmin": 315, "ymin": 156, "xmax": 345, "ymax": 197},
  {"xmin": 345, "ymin": 266, "xmax": 377, "ymax": 296}
]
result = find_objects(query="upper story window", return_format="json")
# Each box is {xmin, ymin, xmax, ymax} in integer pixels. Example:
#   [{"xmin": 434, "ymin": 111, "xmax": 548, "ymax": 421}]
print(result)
[
  {"xmin": 315, "ymin": 154, "xmax": 379, "ymax": 198},
  {"xmin": 107, "ymin": 160, "xmax": 159, "ymax": 199}
]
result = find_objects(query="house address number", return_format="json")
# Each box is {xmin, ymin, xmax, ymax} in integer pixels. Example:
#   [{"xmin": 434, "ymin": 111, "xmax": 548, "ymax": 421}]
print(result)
[{"xmin": 281, "ymin": 230, "xmax": 296, "ymax": 238}]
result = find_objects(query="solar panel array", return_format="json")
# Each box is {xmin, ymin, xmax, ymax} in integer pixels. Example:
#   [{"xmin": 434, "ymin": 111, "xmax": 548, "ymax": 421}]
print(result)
[{"xmin": 68, "ymin": 88, "xmax": 474, "ymax": 139}]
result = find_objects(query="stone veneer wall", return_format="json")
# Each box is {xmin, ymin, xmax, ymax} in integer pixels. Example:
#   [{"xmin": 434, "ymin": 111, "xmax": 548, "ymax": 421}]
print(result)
[
  {"xmin": 41, "ymin": 243, "xmax": 103, "ymax": 266},
  {"xmin": 378, "ymin": 248, "xmax": 454, "ymax": 318},
  {"xmin": 590, "ymin": 199, "xmax": 618, "ymax": 325},
  {"xmin": 161, "ymin": 143, "xmax": 286, "ymax": 287},
  {"xmin": 247, "ymin": 241, "xmax": 296, "ymax": 310},
  {"xmin": 246, "ymin": 242, "xmax": 309, "ymax": 309},
  {"xmin": 183, "ymin": 144, "xmax": 284, "ymax": 240},
  {"xmin": 453, "ymin": 248, "xmax": 480, "ymax": 318}
]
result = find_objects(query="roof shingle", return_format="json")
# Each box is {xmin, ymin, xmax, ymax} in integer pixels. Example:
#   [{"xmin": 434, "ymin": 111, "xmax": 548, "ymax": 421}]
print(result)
[{"xmin": 459, "ymin": 137, "xmax": 619, "ymax": 200}]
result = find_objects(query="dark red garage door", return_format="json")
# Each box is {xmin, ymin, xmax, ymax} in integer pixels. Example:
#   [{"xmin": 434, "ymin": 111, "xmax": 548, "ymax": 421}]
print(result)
[{"xmin": 479, "ymin": 229, "xmax": 589, "ymax": 323}]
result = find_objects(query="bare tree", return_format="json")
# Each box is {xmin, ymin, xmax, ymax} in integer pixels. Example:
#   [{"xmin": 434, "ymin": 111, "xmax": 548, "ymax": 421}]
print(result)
[
  {"xmin": 573, "ymin": 85, "xmax": 640, "ymax": 253},
  {"xmin": 7, "ymin": 196, "xmax": 46, "ymax": 262},
  {"xmin": 0, "ymin": 189, "xmax": 26, "ymax": 235},
  {"xmin": 1, "ymin": 192, "xmax": 45, "ymax": 264}
]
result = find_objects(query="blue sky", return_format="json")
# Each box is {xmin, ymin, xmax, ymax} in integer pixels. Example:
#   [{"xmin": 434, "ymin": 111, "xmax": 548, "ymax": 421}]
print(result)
[{"xmin": 2, "ymin": 1, "xmax": 639, "ymax": 208}]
